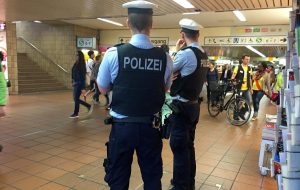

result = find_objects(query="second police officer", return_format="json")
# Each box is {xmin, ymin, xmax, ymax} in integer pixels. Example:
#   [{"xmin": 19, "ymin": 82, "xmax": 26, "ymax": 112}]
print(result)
[
  {"xmin": 169, "ymin": 18, "xmax": 208, "ymax": 190},
  {"xmin": 97, "ymin": 0, "xmax": 173, "ymax": 190}
]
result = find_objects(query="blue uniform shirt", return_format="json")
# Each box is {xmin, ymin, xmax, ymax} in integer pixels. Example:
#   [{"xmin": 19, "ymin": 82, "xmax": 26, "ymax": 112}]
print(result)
[
  {"xmin": 172, "ymin": 42, "xmax": 204, "ymax": 102},
  {"xmin": 97, "ymin": 34, "xmax": 173, "ymax": 118}
]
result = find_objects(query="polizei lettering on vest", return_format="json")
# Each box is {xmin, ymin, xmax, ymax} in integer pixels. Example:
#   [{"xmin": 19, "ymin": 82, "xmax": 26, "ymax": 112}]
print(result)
[{"xmin": 123, "ymin": 57, "xmax": 162, "ymax": 71}]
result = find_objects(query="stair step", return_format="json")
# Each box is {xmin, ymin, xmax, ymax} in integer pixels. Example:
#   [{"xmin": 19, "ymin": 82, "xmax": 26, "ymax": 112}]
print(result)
[
  {"xmin": 18, "ymin": 80, "xmax": 60, "ymax": 85},
  {"xmin": 19, "ymin": 87, "xmax": 67, "ymax": 93}
]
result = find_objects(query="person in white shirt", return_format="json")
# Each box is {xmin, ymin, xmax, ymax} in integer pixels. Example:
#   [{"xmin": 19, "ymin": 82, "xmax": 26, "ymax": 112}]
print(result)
[{"xmin": 86, "ymin": 50, "xmax": 95, "ymax": 90}]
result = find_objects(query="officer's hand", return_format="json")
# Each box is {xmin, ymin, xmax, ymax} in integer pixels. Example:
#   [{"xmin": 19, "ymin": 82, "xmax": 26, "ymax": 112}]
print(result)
[
  {"xmin": 172, "ymin": 71, "xmax": 179, "ymax": 81},
  {"xmin": 176, "ymin": 39, "xmax": 186, "ymax": 51}
]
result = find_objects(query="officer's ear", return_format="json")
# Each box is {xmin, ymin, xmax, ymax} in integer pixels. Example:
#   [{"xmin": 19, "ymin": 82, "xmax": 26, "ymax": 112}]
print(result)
[
  {"xmin": 180, "ymin": 32, "xmax": 185, "ymax": 40},
  {"xmin": 126, "ymin": 18, "xmax": 131, "ymax": 28}
]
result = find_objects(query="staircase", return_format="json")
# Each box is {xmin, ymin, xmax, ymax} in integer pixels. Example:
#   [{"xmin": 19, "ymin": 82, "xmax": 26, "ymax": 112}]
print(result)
[{"xmin": 18, "ymin": 53, "xmax": 67, "ymax": 93}]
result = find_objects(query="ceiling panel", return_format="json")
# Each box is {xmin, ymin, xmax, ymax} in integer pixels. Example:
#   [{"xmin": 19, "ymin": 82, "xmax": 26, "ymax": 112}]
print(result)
[
  {"xmin": 244, "ymin": 0, "xmax": 255, "ymax": 9},
  {"xmin": 236, "ymin": 0, "xmax": 248, "ymax": 9},
  {"xmin": 265, "ymin": 0, "xmax": 275, "ymax": 8},
  {"xmin": 220, "ymin": 0, "xmax": 234, "ymax": 10},
  {"xmin": 258, "ymin": 0, "xmax": 268, "ymax": 8},
  {"xmin": 63, "ymin": 8, "xmax": 291, "ymax": 30},
  {"xmin": 282, "ymin": 0, "xmax": 289, "ymax": 6},
  {"xmin": 274, "ymin": 0, "xmax": 282, "ymax": 7},
  {"xmin": 200, "ymin": 0, "xmax": 218, "ymax": 11},
  {"xmin": 251, "ymin": 0, "xmax": 262, "ymax": 8},
  {"xmin": 228, "ymin": 0, "xmax": 242, "ymax": 10},
  {"xmin": 0, "ymin": 0, "xmax": 293, "ymax": 22},
  {"xmin": 192, "ymin": 1, "xmax": 211, "ymax": 12}
]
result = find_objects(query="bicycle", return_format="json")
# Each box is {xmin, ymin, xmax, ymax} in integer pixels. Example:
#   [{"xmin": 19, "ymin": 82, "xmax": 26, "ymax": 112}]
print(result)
[{"xmin": 207, "ymin": 80, "xmax": 251, "ymax": 126}]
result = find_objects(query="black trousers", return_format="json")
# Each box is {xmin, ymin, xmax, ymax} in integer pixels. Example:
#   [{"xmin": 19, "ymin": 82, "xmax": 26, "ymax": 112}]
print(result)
[
  {"xmin": 170, "ymin": 101, "xmax": 200, "ymax": 190},
  {"xmin": 73, "ymin": 84, "xmax": 90, "ymax": 114},
  {"xmin": 104, "ymin": 122, "xmax": 163, "ymax": 190}
]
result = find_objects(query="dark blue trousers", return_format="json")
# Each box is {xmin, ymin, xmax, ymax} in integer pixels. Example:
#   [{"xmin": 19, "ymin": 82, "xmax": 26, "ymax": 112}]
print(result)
[
  {"xmin": 104, "ymin": 122, "xmax": 163, "ymax": 190},
  {"xmin": 170, "ymin": 102, "xmax": 200, "ymax": 190},
  {"xmin": 252, "ymin": 90, "xmax": 264, "ymax": 113}
]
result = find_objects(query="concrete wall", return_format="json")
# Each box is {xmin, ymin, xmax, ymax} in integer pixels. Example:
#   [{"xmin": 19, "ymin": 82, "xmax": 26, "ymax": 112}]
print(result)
[
  {"xmin": 16, "ymin": 22, "xmax": 98, "ymax": 89},
  {"xmin": 6, "ymin": 23, "xmax": 18, "ymax": 95}
]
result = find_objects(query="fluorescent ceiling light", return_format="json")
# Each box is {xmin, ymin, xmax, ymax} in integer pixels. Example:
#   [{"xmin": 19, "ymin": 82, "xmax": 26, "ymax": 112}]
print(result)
[
  {"xmin": 172, "ymin": 0, "xmax": 195, "ymax": 9},
  {"xmin": 97, "ymin": 18, "xmax": 123, "ymax": 26},
  {"xmin": 245, "ymin": 45, "xmax": 266, "ymax": 58},
  {"xmin": 34, "ymin": 20, "xmax": 42, "ymax": 23},
  {"xmin": 12, "ymin": 21, "xmax": 21, "ymax": 24},
  {"xmin": 182, "ymin": 12, "xmax": 200, "ymax": 15},
  {"xmin": 233, "ymin": 10, "xmax": 246, "ymax": 22}
]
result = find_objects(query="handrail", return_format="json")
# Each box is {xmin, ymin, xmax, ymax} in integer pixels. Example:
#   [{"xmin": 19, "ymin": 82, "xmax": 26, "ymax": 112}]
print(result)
[{"xmin": 17, "ymin": 36, "xmax": 69, "ymax": 73}]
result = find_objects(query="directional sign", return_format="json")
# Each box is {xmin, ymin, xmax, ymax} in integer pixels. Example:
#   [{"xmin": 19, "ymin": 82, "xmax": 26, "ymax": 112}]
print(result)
[
  {"xmin": 119, "ymin": 37, "xmax": 169, "ymax": 46},
  {"xmin": 204, "ymin": 36, "xmax": 287, "ymax": 46},
  {"xmin": 77, "ymin": 37, "xmax": 96, "ymax": 49}
]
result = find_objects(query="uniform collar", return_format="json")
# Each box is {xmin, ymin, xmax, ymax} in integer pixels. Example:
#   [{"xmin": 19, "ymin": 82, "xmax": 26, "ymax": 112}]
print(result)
[
  {"xmin": 129, "ymin": 34, "xmax": 153, "ymax": 47},
  {"xmin": 187, "ymin": 42, "xmax": 205, "ymax": 53}
]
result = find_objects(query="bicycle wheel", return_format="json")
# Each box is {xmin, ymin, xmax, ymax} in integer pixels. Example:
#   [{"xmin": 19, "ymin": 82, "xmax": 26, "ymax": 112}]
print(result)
[
  {"xmin": 226, "ymin": 97, "xmax": 251, "ymax": 126},
  {"xmin": 208, "ymin": 99, "xmax": 221, "ymax": 117}
]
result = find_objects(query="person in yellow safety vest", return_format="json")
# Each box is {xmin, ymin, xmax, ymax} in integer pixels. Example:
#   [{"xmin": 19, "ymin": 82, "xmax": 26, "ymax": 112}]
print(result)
[
  {"xmin": 252, "ymin": 62, "xmax": 272, "ymax": 121},
  {"xmin": 274, "ymin": 66, "xmax": 285, "ymax": 105}
]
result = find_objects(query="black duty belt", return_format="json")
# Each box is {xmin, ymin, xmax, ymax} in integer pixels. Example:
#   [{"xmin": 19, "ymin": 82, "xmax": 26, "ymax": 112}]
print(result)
[
  {"xmin": 112, "ymin": 116, "xmax": 154, "ymax": 124},
  {"xmin": 173, "ymin": 100, "xmax": 199, "ymax": 104}
]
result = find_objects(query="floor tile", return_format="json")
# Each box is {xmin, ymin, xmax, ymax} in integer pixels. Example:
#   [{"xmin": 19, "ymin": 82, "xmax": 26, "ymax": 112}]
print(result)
[
  {"xmin": 11, "ymin": 176, "xmax": 49, "ymax": 190},
  {"xmin": 0, "ymin": 92, "xmax": 278, "ymax": 190}
]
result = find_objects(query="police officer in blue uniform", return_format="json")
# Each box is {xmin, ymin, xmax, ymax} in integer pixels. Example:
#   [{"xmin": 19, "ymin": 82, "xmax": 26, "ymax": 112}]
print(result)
[
  {"xmin": 169, "ymin": 18, "xmax": 208, "ymax": 190},
  {"xmin": 97, "ymin": 1, "xmax": 173, "ymax": 189}
]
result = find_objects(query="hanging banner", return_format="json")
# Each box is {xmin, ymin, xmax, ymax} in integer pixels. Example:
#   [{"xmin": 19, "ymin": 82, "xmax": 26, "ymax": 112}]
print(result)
[
  {"xmin": 118, "ymin": 37, "xmax": 169, "ymax": 46},
  {"xmin": 204, "ymin": 35, "xmax": 287, "ymax": 46}
]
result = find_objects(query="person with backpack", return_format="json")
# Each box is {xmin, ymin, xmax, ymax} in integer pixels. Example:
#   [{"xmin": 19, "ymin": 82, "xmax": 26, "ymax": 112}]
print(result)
[
  {"xmin": 91, "ymin": 54, "xmax": 109, "ymax": 104},
  {"xmin": 251, "ymin": 62, "xmax": 271, "ymax": 120},
  {"xmin": 231, "ymin": 55, "xmax": 253, "ymax": 120}
]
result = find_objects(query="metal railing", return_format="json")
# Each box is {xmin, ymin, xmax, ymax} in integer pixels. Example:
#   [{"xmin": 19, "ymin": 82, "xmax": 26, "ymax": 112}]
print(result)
[{"xmin": 17, "ymin": 36, "xmax": 69, "ymax": 73}]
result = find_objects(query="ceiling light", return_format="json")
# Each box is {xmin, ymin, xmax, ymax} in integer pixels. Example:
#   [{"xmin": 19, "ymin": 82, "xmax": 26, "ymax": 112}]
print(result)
[
  {"xmin": 34, "ymin": 20, "xmax": 42, "ymax": 23},
  {"xmin": 233, "ymin": 10, "xmax": 246, "ymax": 22},
  {"xmin": 172, "ymin": 0, "xmax": 195, "ymax": 9},
  {"xmin": 97, "ymin": 18, "xmax": 123, "ymax": 26},
  {"xmin": 182, "ymin": 12, "xmax": 200, "ymax": 15},
  {"xmin": 245, "ymin": 45, "xmax": 266, "ymax": 58},
  {"xmin": 11, "ymin": 21, "xmax": 21, "ymax": 24}
]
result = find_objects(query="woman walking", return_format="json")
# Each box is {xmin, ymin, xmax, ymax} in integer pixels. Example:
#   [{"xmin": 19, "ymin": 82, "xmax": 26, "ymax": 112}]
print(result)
[
  {"xmin": 206, "ymin": 61, "xmax": 219, "ymax": 104},
  {"xmin": 252, "ymin": 62, "xmax": 272, "ymax": 120},
  {"xmin": 70, "ymin": 51, "xmax": 92, "ymax": 118}
]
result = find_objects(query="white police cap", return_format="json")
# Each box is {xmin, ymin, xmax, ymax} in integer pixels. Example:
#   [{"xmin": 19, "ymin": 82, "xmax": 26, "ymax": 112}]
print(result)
[
  {"xmin": 179, "ymin": 18, "xmax": 201, "ymax": 34},
  {"xmin": 122, "ymin": 0, "xmax": 158, "ymax": 14}
]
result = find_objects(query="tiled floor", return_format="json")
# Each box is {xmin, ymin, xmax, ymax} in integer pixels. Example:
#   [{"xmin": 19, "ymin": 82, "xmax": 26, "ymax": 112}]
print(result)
[{"xmin": 0, "ymin": 91, "xmax": 278, "ymax": 190}]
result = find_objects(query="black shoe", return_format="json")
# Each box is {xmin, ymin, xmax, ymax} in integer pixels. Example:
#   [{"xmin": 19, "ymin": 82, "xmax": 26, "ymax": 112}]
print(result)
[{"xmin": 69, "ymin": 113, "xmax": 79, "ymax": 118}]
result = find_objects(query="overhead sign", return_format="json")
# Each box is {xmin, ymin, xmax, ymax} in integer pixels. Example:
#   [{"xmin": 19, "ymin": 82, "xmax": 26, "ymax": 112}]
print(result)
[
  {"xmin": 118, "ymin": 37, "xmax": 169, "ymax": 46},
  {"xmin": 231, "ymin": 25, "xmax": 289, "ymax": 36},
  {"xmin": 204, "ymin": 36, "xmax": 287, "ymax": 46},
  {"xmin": 76, "ymin": 37, "xmax": 96, "ymax": 49}
]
